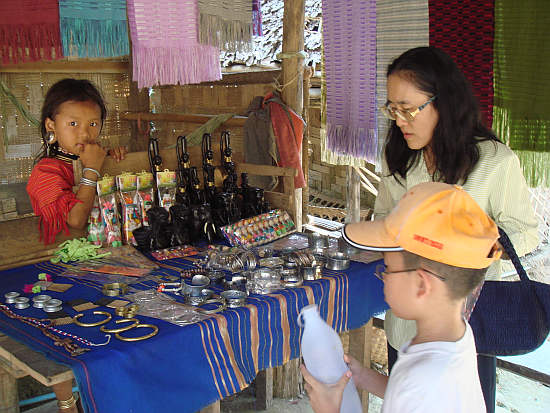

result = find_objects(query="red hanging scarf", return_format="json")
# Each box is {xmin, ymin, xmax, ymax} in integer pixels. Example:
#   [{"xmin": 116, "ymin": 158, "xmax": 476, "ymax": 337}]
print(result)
[
  {"xmin": 0, "ymin": 0, "xmax": 63, "ymax": 64},
  {"xmin": 429, "ymin": 0, "xmax": 494, "ymax": 127}
]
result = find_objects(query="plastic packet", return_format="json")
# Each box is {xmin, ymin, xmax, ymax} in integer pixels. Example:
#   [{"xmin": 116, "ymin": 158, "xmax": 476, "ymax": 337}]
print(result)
[
  {"xmin": 97, "ymin": 176, "xmax": 123, "ymax": 247},
  {"xmin": 117, "ymin": 173, "xmax": 141, "ymax": 246},
  {"xmin": 137, "ymin": 172, "xmax": 154, "ymax": 226},
  {"xmin": 156, "ymin": 169, "xmax": 177, "ymax": 211}
]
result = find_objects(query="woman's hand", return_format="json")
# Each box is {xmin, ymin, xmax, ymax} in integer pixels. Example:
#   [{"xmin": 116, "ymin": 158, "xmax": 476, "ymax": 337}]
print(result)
[
  {"xmin": 300, "ymin": 364, "xmax": 351, "ymax": 413},
  {"xmin": 107, "ymin": 146, "xmax": 128, "ymax": 162},
  {"xmin": 80, "ymin": 143, "xmax": 106, "ymax": 171}
]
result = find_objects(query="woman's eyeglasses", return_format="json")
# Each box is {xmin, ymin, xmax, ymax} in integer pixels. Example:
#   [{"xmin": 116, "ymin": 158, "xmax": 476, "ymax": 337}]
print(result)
[
  {"xmin": 380, "ymin": 95, "xmax": 437, "ymax": 122},
  {"xmin": 374, "ymin": 263, "xmax": 446, "ymax": 282}
]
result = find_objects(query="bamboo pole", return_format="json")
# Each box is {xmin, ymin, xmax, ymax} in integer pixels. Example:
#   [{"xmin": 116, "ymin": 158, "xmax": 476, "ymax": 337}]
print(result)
[
  {"xmin": 281, "ymin": 0, "xmax": 306, "ymax": 232},
  {"xmin": 272, "ymin": 0, "xmax": 306, "ymax": 401},
  {"xmin": 302, "ymin": 67, "xmax": 313, "ymax": 225}
]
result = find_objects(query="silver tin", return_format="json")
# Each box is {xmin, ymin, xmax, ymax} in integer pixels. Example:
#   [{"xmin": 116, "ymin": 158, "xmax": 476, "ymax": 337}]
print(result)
[
  {"xmin": 14, "ymin": 297, "xmax": 30, "ymax": 309},
  {"xmin": 5, "ymin": 292, "xmax": 20, "ymax": 304},
  {"xmin": 325, "ymin": 252, "xmax": 350, "ymax": 271}
]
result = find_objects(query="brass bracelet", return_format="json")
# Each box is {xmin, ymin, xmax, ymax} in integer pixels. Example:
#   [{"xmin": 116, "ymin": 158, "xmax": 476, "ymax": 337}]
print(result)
[
  {"xmin": 73, "ymin": 311, "xmax": 112, "ymax": 327},
  {"xmin": 57, "ymin": 394, "xmax": 77, "ymax": 409},
  {"xmin": 100, "ymin": 318, "xmax": 140, "ymax": 333},
  {"xmin": 115, "ymin": 324, "xmax": 158, "ymax": 342},
  {"xmin": 102, "ymin": 282, "xmax": 129, "ymax": 296}
]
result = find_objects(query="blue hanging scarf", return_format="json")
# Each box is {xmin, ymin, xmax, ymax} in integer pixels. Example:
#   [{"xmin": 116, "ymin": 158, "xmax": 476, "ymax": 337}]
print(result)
[{"xmin": 59, "ymin": 0, "xmax": 129, "ymax": 58}]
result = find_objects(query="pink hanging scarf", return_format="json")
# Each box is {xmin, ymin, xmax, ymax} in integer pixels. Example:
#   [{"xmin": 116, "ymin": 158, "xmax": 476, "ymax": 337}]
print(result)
[
  {"xmin": 0, "ymin": 0, "xmax": 63, "ymax": 64},
  {"xmin": 126, "ymin": 0, "xmax": 221, "ymax": 88}
]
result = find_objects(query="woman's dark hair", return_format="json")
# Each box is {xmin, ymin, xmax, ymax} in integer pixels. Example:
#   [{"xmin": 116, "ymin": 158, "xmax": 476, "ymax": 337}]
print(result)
[
  {"xmin": 384, "ymin": 46, "xmax": 499, "ymax": 184},
  {"xmin": 36, "ymin": 78, "xmax": 107, "ymax": 160}
]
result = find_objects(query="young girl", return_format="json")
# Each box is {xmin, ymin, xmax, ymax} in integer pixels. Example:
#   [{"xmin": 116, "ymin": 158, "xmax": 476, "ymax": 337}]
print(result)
[{"xmin": 26, "ymin": 78, "xmax": 126, "ymax": 244}]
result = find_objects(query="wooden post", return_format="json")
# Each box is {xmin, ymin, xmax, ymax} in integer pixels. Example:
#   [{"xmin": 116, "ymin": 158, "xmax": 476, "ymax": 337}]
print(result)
[
  {"xmin": 254, "ymin": 369, "xmax": 273, "ymax": 410},
  {"xmin": 0, "ymin": 365, "xmax": 19, "ymax": 413},
  {"xmin": 349, "ymin": 320, "xmax": 373, "ymax": 412},
  {"xmin": 346, "ymin": 166, "xmax": 361, "ymax": 223},
  {"xmin": 270, "ymin": 0, "xmax": 307, "ymax": 400},
  {"xmin": 281, "ymin": 0, "xmax": 306, "ymax": 231},
  {"xmin": 302, "ymin": 67, "xmax": 313, "ymax": 226}
]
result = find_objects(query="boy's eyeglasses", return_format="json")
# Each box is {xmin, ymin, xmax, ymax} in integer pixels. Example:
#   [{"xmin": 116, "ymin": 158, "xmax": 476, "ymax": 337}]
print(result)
[
  {"xmin": 374, "ymin": 264, "xmax": 446, "ymax": 282},
  {"xmin": 379, "ymin": 95, "xmax": 437, "ymax": 122}
]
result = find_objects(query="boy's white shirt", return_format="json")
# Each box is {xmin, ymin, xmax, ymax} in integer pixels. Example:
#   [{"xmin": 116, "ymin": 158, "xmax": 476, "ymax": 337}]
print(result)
[{"xmin": 382, "ymin": 321, "xmax": 485, "ymax": 413}]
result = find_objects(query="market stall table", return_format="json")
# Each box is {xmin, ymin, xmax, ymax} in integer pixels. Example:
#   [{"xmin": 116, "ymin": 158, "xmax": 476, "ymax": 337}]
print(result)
[{"xmin": 0, "ymin": 257, "xmax": 387, "ymax": 413}]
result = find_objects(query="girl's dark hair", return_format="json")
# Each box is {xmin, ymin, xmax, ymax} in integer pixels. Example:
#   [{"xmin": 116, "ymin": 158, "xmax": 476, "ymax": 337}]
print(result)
[
  {"xmin": 384, "ymin": 46, "xmax": 499, "ymax": 184},
  {"xmin": 36, "ymin": 78, "xmax": 107, "ymax": 160}
]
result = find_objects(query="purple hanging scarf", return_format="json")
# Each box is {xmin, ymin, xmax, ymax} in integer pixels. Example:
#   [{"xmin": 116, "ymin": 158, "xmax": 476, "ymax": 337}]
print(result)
[{"xmin": 322, "ymin": 0, "xmax": 377, "ymax": 162}]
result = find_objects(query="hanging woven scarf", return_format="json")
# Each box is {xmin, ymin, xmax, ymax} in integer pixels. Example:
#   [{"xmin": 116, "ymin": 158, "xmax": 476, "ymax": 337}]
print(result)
[
  {"xmin": 198, "ymin": 0, "xmax": 252, "ymax": 51},
  {"xmin": 493, "ymin": 0, "xmax": 550, "ymax": 187},
  {"xmin": 59, "ymin": 0, "xmax": 129, "ymax": 58},
  {"xmin": 429, "ymin": 0, "xmax": 494, "ymax": 127},
  {"xmin": 321, "ymin": 0, "xmax": 377, "ymax": 165},
  {"xmin": 375, "ymin": 0, "xmax": 429, "ymax": 171},
  {"xmin": 0, "ymin": 0, "xmax": 62, "ymax": 64},
  {"xmin": 127, "ymin": 0, "xmax": 221, "ymax": 89},
  {"xmin": 252, "ymin": 0, "xmax": 263, "ymax": 36}
]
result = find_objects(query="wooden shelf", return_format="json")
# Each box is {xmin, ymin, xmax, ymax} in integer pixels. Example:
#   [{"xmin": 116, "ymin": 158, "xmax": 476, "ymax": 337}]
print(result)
[{"xmin": 121, "ymin": 112, "xmax": 247, "ymax": 126}]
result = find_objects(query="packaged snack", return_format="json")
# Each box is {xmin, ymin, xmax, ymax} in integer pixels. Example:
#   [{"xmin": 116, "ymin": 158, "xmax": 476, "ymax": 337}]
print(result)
[
  {"xmin": 137, "ymin": 171, "xmax": 154, "ymax": 226},
  {"xmin": 88, "ymin": 198, "xmax": 106, "ymax": 245},
  {"xmin": 117, "ymin": 173, "xmax": 141, "ymax": 246},
  {"xmin": 97, "ymin": 175, "xmax": 123, "ymax": 247},
  {"xmin": 156, "ymin": 169, "xmax": 177, "ymax": 211}
]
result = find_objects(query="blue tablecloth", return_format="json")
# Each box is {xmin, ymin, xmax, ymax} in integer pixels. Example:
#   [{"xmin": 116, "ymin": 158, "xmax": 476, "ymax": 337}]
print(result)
[{"xmin": 0, "ymin": 258, "xmax": 387, "ymax": 413}]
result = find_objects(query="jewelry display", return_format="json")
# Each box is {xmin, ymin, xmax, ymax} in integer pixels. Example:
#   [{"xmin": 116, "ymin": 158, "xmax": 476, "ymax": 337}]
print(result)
[
  {"xmin": 115, "ymin": 304, "xmax": 139, "ymax": 318},
  {"xmin": 102, "ymin": 283, "xmax": 129, "ymax": 297},
  {"xmin": 0, "ymin": 304, "xmax": 111, "ymax": 356},
  {"xmin": 4, "ymin": 291, "xmax": 20, "ymax": 304},
  {"xmin": 32, "ymin": 294, "xmax": 52, "ymax": 308},
  {"xmin": 197, "ymin": 299, "xmax": 226, "ymax": 315},
  {"xmin": 73, "ymin": 311, "xmax": 112, "ymax": 327},
  {"xmin": 14, "ymin": 297, "xmax": 30, "ymax": 309}
]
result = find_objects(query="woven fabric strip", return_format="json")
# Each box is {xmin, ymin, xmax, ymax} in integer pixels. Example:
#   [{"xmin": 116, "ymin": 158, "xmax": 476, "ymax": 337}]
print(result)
[
  {"xmin": 59, "ymin": 0, "xmax": 129, "ymax": 58},
  {"xmin": 321, "ymin": 0, "xmax": 377, "ymax": 164},
  {"xmin": 127, "ymin": 0, "xmax": 221, "ymax": 89},
  {"xmin": 198, "ymin": 0, "xmax": 252, "ymax": 51},
  {"xmin": 0, "ymin": 0, "xmax": 62, "ymax": 64},
  {"xmin": 493, "ymin": 0, "xmax": 550, "ymax": 152},
  {"xmin": 252, "ymin": 0, "xmax": 263, "ymax": 36},
  {"xmin": 375, "ymin": 0, "xmax": 429, "ymax": 171},
  {"xmin": 429, "ymin": 0, "xmax": 494, "ymax": 128}
]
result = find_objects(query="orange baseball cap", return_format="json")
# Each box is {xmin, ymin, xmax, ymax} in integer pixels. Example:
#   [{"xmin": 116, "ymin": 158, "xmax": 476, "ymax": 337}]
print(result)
[{"xmin": 342, "ymin": 182, "xmax": 502, "ymax": 269}]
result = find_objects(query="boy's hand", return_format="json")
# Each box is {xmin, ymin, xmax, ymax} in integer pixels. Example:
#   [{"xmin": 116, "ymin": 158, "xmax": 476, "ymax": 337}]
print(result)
[
  {"xmin": 300, "ymin": 364, "xmax": 351, "ymax": 413},
  {"xmin": 344, "ymin": 354, "xmax": 364, "ymax": 379},
  {"xmin": 107, "ymin": 146, "xmax": 128, "ymax": 162},
  {"xmin": 80, "ymin": 143, "xmax": 106, "ymax": 171}
]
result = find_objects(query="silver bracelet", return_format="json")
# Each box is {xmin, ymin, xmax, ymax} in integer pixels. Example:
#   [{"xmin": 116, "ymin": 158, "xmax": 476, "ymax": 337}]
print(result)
[
  {"xmin": 82, "ymin": 167, "xmax": 101, "ymax": 179},
  {"xmin": 80, "ymin": 177, "xmax": 97, "ymax": 187}
]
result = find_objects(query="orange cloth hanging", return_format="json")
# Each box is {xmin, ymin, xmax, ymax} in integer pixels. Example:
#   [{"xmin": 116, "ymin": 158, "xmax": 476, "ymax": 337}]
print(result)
[{"xmin": 264, "ymin": 92, "xmax": 306, "ymax": 189}]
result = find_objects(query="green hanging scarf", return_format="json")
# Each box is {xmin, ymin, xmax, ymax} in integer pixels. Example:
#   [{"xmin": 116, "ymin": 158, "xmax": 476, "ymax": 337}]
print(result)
[{"xmin": 493, "ymin": 0, "xmax": 550, "ymax": 186}]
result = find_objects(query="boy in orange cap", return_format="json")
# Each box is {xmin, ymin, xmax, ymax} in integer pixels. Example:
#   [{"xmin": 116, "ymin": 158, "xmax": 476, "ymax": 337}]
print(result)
[{"xmin": 301, "ymin": 182, "xmax": 501, "ymax": 413}]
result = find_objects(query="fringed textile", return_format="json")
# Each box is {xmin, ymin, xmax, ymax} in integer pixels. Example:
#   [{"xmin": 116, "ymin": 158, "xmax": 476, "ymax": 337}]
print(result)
[
  {"xmin": 198, "ymin": 0, "xmax": 252, "ymax": 51},
  {"xmin": 127, "ymin": 0, "xmax": 221, "ymax": 89},
  {"xmin": 26, "ymin": 158, "xmax": 81, "ymax": 245},
  {"xmin": 252, "ymin": 0, "xmax": 263, "ymax": 36},
  {"xmin": 0, "ymin": 0, "xmax": 62, "ymax": 64},
  {"xmin": 375, "ymin": 0, "xmax": 429, "ymax": 171},
  {"xmin": 493, "ymin": 0, "xmax": 550, "ymax": 187},
  {"xmin": 59, "ymin": 0, "xmax": 129, "ymax": 58},
  {"xmin": 321, "ymin": 0, "xmax": 377, "ymax": 165},
  {"xmin": 429, "ymin": 0, "xmax": 494, "ymax": 128}
]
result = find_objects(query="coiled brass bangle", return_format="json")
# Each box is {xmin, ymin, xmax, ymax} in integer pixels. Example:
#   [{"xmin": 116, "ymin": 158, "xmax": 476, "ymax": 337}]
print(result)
[
  {"xmin": 197, "ymin": 298, "xmax": 226, "ymax": 315},
  {"xmin": 100, "ymin": 318, "xmax": 140, "ymax": 333},
  {"xmin": 115, "ymin": 324, "xmax": 159, "ymax": 342},
  {"xmin": 73, "ymin": 311, "xmax": 112, "ymax": 327}
]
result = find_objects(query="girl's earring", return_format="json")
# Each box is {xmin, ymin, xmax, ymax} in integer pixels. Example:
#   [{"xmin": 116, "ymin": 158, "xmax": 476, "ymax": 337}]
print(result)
[{"xmin": 46, "ymin": 131, "xmax": 56, "ymax": 144}]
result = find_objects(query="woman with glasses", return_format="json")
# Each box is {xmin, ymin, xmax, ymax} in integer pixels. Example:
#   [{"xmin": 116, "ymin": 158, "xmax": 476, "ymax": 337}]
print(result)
[{"xmin": 376, "ymin": 46, "xmax": 539, "ymax": 413}]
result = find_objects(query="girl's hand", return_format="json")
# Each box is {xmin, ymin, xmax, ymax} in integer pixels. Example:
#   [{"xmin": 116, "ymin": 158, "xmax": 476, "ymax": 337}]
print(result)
[
  {"xmin": 300, "ymin": 364, "xmax": 350, "ymax": 413},
  {"xmin": 108, "ymin": 146, "xmax": 128, "ymax": 162},
  {"xmin": 80, "ymin": 143, "xmax": 106, "ymax": 171}
]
